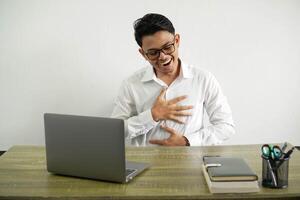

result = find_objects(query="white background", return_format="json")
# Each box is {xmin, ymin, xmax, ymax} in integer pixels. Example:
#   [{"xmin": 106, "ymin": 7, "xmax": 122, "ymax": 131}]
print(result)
[{"xmin": 1, "ymin": 0, "xmax": 299, "ymax": 150}]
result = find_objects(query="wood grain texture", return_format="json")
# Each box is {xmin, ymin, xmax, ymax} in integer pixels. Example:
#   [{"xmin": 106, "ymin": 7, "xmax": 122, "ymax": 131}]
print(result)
[{"xmin": 0, "ymin": 144, "xmax": 299, "ymax": 200}]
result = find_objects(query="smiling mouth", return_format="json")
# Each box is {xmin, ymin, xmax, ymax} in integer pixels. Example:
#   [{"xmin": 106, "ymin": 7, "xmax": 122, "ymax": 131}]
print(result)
[{"xmin": 162, "ymin": 59, "xmax": 172, "ymax": 66}]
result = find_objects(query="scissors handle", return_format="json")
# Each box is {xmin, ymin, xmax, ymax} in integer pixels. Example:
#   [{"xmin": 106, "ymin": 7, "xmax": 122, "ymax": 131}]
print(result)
[{"xmin": 261, "ymin": 144, "xmax": 282, "ymax": 160}]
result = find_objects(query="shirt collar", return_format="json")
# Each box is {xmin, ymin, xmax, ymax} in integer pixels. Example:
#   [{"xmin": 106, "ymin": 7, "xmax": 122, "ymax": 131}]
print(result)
[
  {"xmin": 141, "ymin": 65, "xmax": 156, "ymax": 82},
  {"xmin": 180, "ymin": 61, "xmax": 193, "ymax": 79},
  {"xmin": 141, "ymin": 60, "xmax": 193, "ymax": 82}
]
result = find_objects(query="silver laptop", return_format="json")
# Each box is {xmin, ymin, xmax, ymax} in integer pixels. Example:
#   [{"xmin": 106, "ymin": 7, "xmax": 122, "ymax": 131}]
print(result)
[{"xmin": 44, "ymin": 113, "xmax": 150, "ymax": 183}]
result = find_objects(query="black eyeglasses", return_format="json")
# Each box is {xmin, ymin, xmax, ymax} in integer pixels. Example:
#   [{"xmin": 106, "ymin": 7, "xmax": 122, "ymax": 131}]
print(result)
[{"xmin": 144, "ymin": 39, "xmax": 176, "ymax": 60}]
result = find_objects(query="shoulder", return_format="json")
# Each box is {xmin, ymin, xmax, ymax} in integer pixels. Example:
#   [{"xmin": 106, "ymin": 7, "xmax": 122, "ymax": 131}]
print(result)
[
  {"xmin": 183, "ymin": 62, "xmax": 214, "ymax": 81},
  {"xmin": 122, "ymin": 66, "xmax": 149, "ymax": 85}
]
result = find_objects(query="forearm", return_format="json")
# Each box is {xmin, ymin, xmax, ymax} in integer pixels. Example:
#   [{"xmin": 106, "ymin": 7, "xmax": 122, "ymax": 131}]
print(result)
[
  {"xmin": 112, "ymin": 109, "xmax": 157, "ymax": 141},
  {"xmin": 125, "ymin": 109, "xmax": 158, "ymax": 139},
  {"xmin": 111, "ymin": 80, "xmax": 159, "ymax": 142},
  {"xmin": 185, "ymin": 123, "xmax": 235, "ymax": 146}
]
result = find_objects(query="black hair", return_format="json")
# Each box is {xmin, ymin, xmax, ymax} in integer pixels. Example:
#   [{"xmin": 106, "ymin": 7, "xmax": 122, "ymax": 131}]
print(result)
[{"xmin": 133, "ymin": 13, "xmax": 175, "ymax": 47}]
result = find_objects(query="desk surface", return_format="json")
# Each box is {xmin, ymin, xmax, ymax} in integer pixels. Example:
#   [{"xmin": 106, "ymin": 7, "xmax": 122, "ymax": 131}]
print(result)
[{"xmin": 0, "ymin": 144, "xmax": 299, "ymax": 200}]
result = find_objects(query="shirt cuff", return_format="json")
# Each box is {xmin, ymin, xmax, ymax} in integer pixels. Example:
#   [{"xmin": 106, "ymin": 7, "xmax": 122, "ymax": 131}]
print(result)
[
  {"xmin": 184, "ymin": 132, "xmax": 202, "ymax": 146},
  {"xmin": 139, "ymin": 109, "xmax": 158, "ymax": 128}
]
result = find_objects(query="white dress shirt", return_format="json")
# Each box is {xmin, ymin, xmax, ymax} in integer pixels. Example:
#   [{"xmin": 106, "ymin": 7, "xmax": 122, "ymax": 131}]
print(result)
[{"xmin": 111, "ymin": 61, "xmax": 235, "ymax": 146}]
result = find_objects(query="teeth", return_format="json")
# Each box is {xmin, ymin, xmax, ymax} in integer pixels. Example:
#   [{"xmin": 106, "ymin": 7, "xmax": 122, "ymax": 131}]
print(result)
[{"xmin": 162, "ymin": 59, "xmax": 171, "ymax": 65}]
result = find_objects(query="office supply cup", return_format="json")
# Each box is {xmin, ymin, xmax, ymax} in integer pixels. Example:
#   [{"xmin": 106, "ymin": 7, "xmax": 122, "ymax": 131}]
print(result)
[{"xmin": 261, "ymin": 155, "xmax": 289, "ymax": 188}]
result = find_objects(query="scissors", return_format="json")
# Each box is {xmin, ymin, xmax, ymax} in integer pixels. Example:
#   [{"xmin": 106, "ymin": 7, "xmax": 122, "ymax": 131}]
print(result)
[{"xmin": 261, "ymin": 144, "xmax": 283, "ymax": 160}]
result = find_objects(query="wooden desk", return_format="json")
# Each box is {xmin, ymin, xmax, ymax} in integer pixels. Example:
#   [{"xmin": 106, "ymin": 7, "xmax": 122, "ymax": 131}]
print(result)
[{"xmin": 0, "ymin": 145, "xmax": 299, "ymax": 199}]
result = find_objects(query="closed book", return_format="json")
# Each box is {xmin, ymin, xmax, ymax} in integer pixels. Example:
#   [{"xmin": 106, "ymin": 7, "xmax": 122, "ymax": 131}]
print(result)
[
  {"xmin": 203, "ymin": 156, "xmax": 258, "ymax": 181},
  {"xmin": 202, "ymin": 164, "xmax": 260, "ymax": 193}
]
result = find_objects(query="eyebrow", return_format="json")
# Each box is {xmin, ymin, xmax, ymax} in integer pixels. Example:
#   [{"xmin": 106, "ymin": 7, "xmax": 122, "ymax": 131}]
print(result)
[{"xmin": 146, "ymin": 40, "xmax": 174, "ymax": 51}]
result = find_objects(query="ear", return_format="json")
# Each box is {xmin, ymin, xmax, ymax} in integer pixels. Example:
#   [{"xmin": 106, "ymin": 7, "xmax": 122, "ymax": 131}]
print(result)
[
  {"xmin": 175, "ymin": 34, "xmax": 180, "ymax": 48},
  {"xmin": 139, "ymin": 48, "xmax": 148, "ymax": 60}
]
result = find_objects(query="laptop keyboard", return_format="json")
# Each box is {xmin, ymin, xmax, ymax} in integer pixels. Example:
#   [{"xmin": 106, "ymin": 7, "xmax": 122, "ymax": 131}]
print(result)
[{"xmin": 126, "ymin": 168, "xmax": 137, "ymax": 177}]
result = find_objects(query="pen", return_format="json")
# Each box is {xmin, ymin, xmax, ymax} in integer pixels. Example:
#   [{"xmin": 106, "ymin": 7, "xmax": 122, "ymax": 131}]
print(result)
[
  {"xmin": 283, "ymin": 147, "xmax": 295, "ymax": 159},
  {"xmin": 281, "ymin": 142, "xmax": 288, "ymax": 153},
  {"xmin": 282, "ymin": 146, "xmax": 300, "ymax": 159},
  {"xmin": 276, "ymin": 146, "xmax": 300, "ymax": 169}
]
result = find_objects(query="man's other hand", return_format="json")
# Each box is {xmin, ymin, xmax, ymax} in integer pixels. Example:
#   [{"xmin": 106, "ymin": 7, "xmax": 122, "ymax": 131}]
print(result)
[{"xmin": 149, "ymin": 125, "xmax": 189, "ymax": 146}]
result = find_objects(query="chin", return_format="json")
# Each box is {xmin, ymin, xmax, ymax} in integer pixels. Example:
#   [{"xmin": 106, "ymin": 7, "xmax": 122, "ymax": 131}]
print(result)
[
  {"xmin": 156, "ymin": 65, "xmax": 173, "ymax": 74},
  {"xmin": 164, "ymin": 66, "xmax": 175, "ymax": 73}
]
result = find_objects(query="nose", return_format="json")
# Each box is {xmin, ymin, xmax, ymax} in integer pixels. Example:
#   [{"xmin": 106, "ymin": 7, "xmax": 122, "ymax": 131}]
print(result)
[{"xmin": 158, "ymin": 50, "xmax": 168, "ymax": 60}]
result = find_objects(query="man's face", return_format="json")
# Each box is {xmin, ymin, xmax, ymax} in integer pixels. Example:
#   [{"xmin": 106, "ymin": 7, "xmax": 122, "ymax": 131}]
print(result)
[{"xmin": 139, "ymin": 31, "xmax": 180, "ymax": 76}]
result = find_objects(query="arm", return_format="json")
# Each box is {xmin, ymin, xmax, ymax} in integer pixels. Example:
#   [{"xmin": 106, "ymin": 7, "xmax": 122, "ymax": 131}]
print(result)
[
  {"xmin": 111, "ymin": 81, "xmax": 158, "ymax": 142},
  {"xmin": 185, "ymin": 73, "xmax": 235, "ymax": 146},
  {"xmin": 112, "ymin": 81, "xmax": 194, "ymax": 145}
]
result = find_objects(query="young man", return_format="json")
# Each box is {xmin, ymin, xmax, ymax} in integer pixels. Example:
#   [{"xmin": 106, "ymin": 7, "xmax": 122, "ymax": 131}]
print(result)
[{"xmin": 111, "ymin": 13, "xmax": 235, "ymax": 146}]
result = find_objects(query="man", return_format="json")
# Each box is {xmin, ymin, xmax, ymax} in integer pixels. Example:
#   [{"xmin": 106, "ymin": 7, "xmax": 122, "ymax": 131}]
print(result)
[{"xmin": 111, "ymin": 13, "xmax": 235, "ymax": 146}]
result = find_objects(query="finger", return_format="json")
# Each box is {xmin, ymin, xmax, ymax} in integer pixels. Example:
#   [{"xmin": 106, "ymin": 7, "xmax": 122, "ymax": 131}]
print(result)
[
  {"xmin": 174, "ymin": 105, "xmax": 193, "ymax": 111},
  {"xmin": 160, "ymin": 125, "xmax": 177, "ymax": 135},
  {"xmin": 149, "ymin": 139, "xmax": 166, "ymax": 145},
  {"xmin": 168, "ymin": 114, "xmax": 186, "ymax": 124},
  {"xmin": 168, "ymin": 116, "xmax": 185, "ymax": 124},
  {"xmin": 171, "ymin": 111, "xmax": 192, "ymax": 116},
  {"xmin": 167, "ymin": 95, "xmax": 187, "ymax": 105},
  {"xmin": 158, "ymin": 88, "xmax": 167, "ymax": 99}
]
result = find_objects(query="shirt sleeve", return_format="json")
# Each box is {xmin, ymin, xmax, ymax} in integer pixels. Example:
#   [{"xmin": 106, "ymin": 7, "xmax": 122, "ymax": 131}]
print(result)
[
  {"xmin": 111, "ymin": 80, "xmax": 158, "ymax": 143},
  {"xmin": 185, "ymin": 72, "xmax": 235, "ymax": 146}
]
